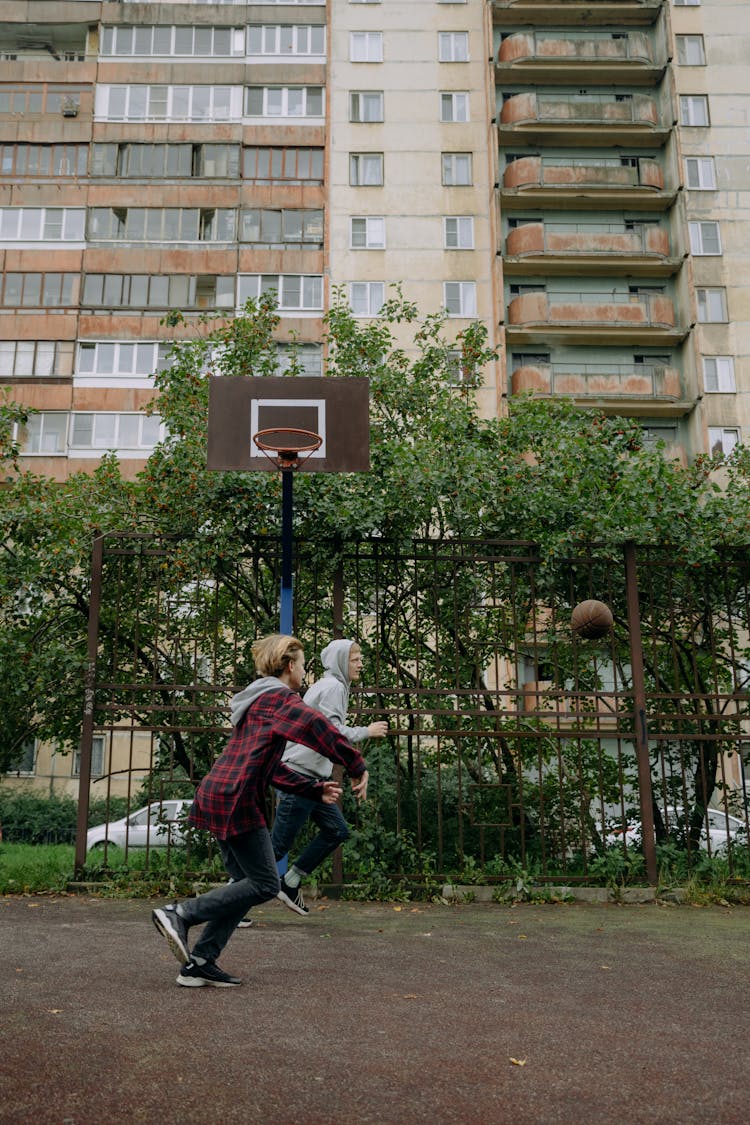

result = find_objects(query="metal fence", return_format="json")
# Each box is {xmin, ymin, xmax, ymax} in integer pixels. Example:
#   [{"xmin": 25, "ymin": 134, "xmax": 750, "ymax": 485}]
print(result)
[{"xmin": 75, "ymin": 534, "xmax": 750, "ymax": 885}]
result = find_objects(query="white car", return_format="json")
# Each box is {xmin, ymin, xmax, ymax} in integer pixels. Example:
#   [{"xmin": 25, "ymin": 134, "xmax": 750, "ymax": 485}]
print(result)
[
  {"xmin": 606, "ymin": 806, "xmax": 746, "ymax": 852},
  {"xmin": 86, "ymin": 799, "xmax": 193, "ymax": 851}
]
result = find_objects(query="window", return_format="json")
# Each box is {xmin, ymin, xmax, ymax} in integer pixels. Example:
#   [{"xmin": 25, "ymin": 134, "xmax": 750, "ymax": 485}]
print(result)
[
  {"xmin": 237, "ymin": 274, "xmax": 323, "ymax": 311},
  {"xmin": 703, "ymin": 357, "xmax": 736, "ymax": 393},
  {"xmin": 244, "ymin": 146, "xmax": 323, "ymax": 183},
  {"xmin": 246, "ymin": 85, "xmax": 323, "ymax": 117},
  {"xmin": 247, "ymin": 25, "xmax": 325, "ymax": 56},
  {"xmin": 70, "ymin": 413, "xmax": 162, "ymax": 451},
  {"xmin": 350, "ymin": 91, "xmax": 384, "ymax": 122},
  {"xmin": 0, "ymin": 208, "xmax": 85, "ymax": 242},
  {"xmin": 440, "ymin": 92, "xmax": 469, "ymax": 122},
  {"xmin": 76, "ymin": 341, "xmax": 172, "ymax": 378},
  {"xmin": 0, "ymin": 341, "xmax": 72, "ymax": 378},
  {"xmin": 689, "ymin": 221, "xmax": 721, "ymax": 255},
  {"xmin": 444, "ymin": 216, "xmax": 474, "ymax": 249},
  {"xmin": 73, "ymin": 736, "xmax": 105, "ymax": 779},
  {"xmin": 17, "ymin": 413, "xmax": 68, "ymax": 454},
  {"xmin": 684, "ymin": 156, "xmax": 716, "ymax": 189},
  {"xmin": 82, "ymin": 274, "xmax": 234, "ymax": 310},
  {"xmin": 92, "ymin": 143, "xmax": 240, "ymax": 179},
  {"xmin": 350, "ymin": 153, "xmax": 383, "ymax": 186},
  {"xmin": 350, "ymin": 32, "xmax": 383, "ymax": 62},
  {"xmin": 0, "ymin": 86, "xmax": 84, "ymax": 116},
  {"xmin": 641, "ymin": 424, "xmax": 677, "ymax": 448},
  {"xmin": 438, "ymin": 32, "xmax": 469, "ymax": 62},
  {"xmin": 350, "ymin": 282, "xmax": 385, "ymax": 316},
  {"xmin": 240, "ymin": 208, "xmax": 323, "ymax": 245},
  {"xmin": 1, "ymin": 273, "xmax": 77, "ymax": 307},
  {"xmin": 709, "ymin": 427, "xmax": 740, "ymax": 456},
  {"xmin": 444, "ymin": 281, "xmax": 476, "ymax": 317},
  {"xmin": 696, "ymin": 287, "xmax": 728, "ymax": 322},
  {"xmin": 96, "ymin": 85, "xmax": 237, "ymax": 122},
  {"xmin": 0, "ymin": 143, "xmax": 87, "ymax": 177},
  {"xmin": 7, "ymin": 739, "xmax": 36, "ymax": 776},
  {"xmin": 350, "ymin": 216, "xmax": 386, "ymax": 249},
  {"xmin": 676, "ymin": 35, "xmax": 706, "ymax": 64},
  {"xmin": 674, "ymin": 0, "xmax": 700, "ymax": 5},
  {"xmin": 101, "ymin": 25, "xmax": 246, "ymax": 57},
  {"xmin": 442, "ymin": 152, "xmax": 472, "ymax": 186},
  {"xmin": 277, "ymin": 343, "xmax": 322, "ymax": 376},
  {"xmin": 680, "ymin": 95, "xmax": 709, "ymax": 126},
  {"xmin": 88, "ymin": 207, "xmax": 236, "ymax": 242}
]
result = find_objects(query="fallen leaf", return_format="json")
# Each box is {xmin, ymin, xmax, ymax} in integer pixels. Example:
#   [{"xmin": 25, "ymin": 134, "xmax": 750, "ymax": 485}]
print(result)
[
  {"xmin": 600, "ymin": 965, "xmax": 612, "ymax": 971},
  {"xmin": 393, "ymin": 906, "xmax": 402, "ymax": 912},
  {"xmin": 402, "ymin": 994, "xmax": 418, "ymax": 999},
  {"xmin": 509, "ymin": 1058, "xmax": 527, "ymax": 1067},
  {"xmin": 517, "ymin": 934, "xmax": 528, "ymax": 940},
  {"xmin": 27, "ymin": 904, "xmax": 40, "ymax": 909},
  {"xmin": 46, "ymin": 1009, "xmax": 63, "ymax": 1014}
]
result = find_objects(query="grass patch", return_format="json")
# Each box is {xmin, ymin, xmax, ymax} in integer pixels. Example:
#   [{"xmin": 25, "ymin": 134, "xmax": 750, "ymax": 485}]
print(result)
[{"xmin": 0, "ymin": 843, "xmax": 76, "ymax": 893}]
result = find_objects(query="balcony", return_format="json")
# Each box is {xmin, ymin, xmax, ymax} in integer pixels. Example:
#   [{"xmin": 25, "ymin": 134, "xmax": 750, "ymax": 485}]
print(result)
[
  {"xmin": 498, "ymin": 92, "xmax": 668, "ymax": 147},
  {"xmin": 504, "ymin": 221, "xmax": 680, "ymax": 277},
  {"xmin": 496, "ymin": 31, "xmax": 664, "ymax": 85},
  {"xmin": 500, "ymin": 155, "xmax": 673, "ymax": 212},
  {"xmin": 491, "ymin": 1, "xmax": 664, "ymax": 29},
  {"xmin": 506, "ymin": 289, "xmax": 684, "ymax": 345},
  {"xmin": 0, "ymin": 23, "xmax": 89, "ymax": 62},
  {"xmin": 510, "ymin": 361, "xmax": 695, "ymax": 416}
]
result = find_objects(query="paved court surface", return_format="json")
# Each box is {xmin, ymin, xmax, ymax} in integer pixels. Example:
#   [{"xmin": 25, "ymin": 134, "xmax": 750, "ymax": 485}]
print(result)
[{"xmin": 2, "ymin": 895, "xmax": 749, "ymax": 1124}]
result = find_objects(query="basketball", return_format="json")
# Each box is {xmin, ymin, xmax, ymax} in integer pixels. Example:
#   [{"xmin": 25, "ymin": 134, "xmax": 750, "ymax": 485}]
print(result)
[{"xmin": 570, "ymin": 599, "xmax": 614, "ymax": 639}]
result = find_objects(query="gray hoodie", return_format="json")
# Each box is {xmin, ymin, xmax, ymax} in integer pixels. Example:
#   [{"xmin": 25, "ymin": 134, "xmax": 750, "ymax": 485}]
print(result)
[
  {"xmin": 282, "ymin": 639, "xmax": 370, "ymax": 780},
  {"xmin": 230, "ymin": 676, "xmax": 289, "ymax": 727}
]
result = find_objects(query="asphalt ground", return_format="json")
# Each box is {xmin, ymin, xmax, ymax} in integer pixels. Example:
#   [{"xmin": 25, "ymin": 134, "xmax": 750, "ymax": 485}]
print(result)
[{"xmin": 2, "ymin": 894, "xmax": 749, "ymax": 1125}]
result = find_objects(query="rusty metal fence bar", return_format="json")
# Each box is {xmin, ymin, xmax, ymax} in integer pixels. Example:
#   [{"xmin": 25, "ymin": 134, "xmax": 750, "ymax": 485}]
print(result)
[{"xmin": 75, "ymin": 534, "xmax": 750, "ymax": 885}]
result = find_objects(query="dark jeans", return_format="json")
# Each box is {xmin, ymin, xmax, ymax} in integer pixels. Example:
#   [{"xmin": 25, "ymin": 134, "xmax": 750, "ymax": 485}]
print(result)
[
  {"xmin": 179, "ymin": 827, "xmax": 280, "ymax": 963},
  {"xmin": 271, "ymin": 792, "xmax": 349, "ymax": 877}
]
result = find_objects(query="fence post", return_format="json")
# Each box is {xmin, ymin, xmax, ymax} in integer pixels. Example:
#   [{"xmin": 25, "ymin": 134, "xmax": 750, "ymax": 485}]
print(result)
[
  {"xmin": 331, "ymin": 556, "xmax": 345, "ymax": 889},
  {"xmin": 74, "ymin": 533, "xmax": 104, "ymax": 876},
  {"xmin": 623, "ymin": 542, "xmax": 658, "ymax": 885}
]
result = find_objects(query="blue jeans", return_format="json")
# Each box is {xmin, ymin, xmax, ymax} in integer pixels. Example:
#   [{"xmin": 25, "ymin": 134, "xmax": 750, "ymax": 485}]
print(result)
[
  {"xmin": 179, "ymin": 828, "xmax": 280, "ymax": 963},
  {"xmin": 271, "ymin": 792, "xmax": 349, "ymax": 877}
]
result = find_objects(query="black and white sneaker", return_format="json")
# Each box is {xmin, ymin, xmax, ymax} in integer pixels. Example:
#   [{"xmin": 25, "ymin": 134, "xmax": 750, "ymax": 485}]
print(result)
[
  {"xmin": 237, "ymin": 916, "xmax": 254, "ymax": 929},
  {"xmin": 152, "ymin": 903, "xmax": 191, "ymax": 964},
  {"xmin": 177, "ymin": 960, "xmax": 242, "ymax": 988},
  {"xmin": 277, "ymin": 877, "xmax": 309, "ymax": 916}
]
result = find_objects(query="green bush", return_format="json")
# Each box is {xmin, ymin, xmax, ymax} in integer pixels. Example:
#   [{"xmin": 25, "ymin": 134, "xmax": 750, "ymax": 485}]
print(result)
[{"xmin": 0, "ymin": 788, "xmax": 130, "ymax": 844}]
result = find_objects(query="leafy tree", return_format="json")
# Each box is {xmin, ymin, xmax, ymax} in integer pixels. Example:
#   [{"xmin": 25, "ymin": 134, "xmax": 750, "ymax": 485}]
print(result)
[{"xmin": 2, "ymin": 291, "xmax": 750, "ymax": 872}]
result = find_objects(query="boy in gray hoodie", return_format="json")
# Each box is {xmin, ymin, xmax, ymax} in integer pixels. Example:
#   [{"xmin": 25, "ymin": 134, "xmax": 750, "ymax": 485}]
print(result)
[{"xmin": 274, "ymin": 638, "xmax": 387, "ymax": 915}]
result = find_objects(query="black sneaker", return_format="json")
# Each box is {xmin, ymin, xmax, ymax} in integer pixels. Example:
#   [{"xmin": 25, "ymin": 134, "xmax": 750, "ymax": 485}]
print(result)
[
  {"xmin": 152, "ymin": 904, "xmax": 190, "ymax": 964},
  {"xmin": 236, "ymin": 916, "xmax": 253, "ymax": 929},
  {"xmin": 277, "ymin": 877, "xmax": 309, "ymax": 916},
  {"xmin": 177, "ymin": 960, "xmax": 242, "ymax": 988}
]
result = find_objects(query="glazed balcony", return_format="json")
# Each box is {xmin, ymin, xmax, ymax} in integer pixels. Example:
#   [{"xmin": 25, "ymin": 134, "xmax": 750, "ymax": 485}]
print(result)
[
  {"xmin": 496, "ymin": 31, "xmax": 664, "ymax": 85},
  {"xmin": 500, "ymin": 155, "xmax": 672, "ymax": 212},
  {"xmin": 491, "ymin": 1, "xmax": 664, "ymax": 29},
  {"xmin": 0, "ymin": 22, "xmax": 89, "ymax": 62},
  {"xmin": 506, "ymin": 289, "xmax": 683, "ymax": 345},
  {"xmin": 511, "ymin": 361, "xmax": 691, "ymax": 416},
  {"xmin": 504, "ymin": 221, "xmax": 679, "ymax": 277},
  {"xmin": 498, "ymin": 92, "xmax": 668, "ymax": 147}
]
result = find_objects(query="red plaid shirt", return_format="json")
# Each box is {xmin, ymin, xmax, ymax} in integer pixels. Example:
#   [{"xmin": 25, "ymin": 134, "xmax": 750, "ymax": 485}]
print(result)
[{"xmin": 189, "ymin": 686, "xmax": 367, "ymax": 840}]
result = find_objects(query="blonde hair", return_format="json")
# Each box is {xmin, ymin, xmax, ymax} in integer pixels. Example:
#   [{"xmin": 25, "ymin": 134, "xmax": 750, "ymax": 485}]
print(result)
[{"xmin": 252, "ymin": 633, "xmax": 304, "ymax": 678}]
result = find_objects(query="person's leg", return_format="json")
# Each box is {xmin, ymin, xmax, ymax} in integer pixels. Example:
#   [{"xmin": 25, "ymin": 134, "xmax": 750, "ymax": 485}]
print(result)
[
  {"xmin": 176, "ymin": 828, "xmax": 279, "ymax": 964},
  {"xmin": 221, "ymin": 841, "xmax": 254, "ymax": 927},
  {"xmin": 292, "ymin": 801, "xmax": 350, "ymax": 877},
  {"xmin": 270, "ymin": 791, "xmax": 316, "ymax": 861}
]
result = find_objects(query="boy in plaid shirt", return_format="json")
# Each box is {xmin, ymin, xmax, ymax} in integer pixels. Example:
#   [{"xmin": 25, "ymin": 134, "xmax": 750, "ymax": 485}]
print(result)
[{"xmin": 152, "ymin": 634, "xmax": 368, "ymax": 987}]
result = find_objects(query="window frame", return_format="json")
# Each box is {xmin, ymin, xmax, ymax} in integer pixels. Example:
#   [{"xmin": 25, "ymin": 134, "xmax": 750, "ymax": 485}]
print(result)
[
  {"xmin": 702, "ymin": 356, "xmax": 736, "ymax": 393},
  {"xmin": 696, "ymin": 287, "xmax": 728, "ymax": 322},
  {"xmin": 350, "ymin": 31, "xmax": 384, "ymax": 63},
  {"xmin": 679, "ymin": 95, "xmax": 709, "ymax": 126},
  {"xmin": 349, "ymin": 152, "xmax": 384, "ymax": 186},
  {"xmin": 708, "ymin": 427, "xmax": 740, "ymax": 456},
  {"xmin": 443, "ymin": 280, "xmax": 477, "ymax": 317},
  {"xmin": 684, "ymin": 156, "xmax": 716, "ymax": 190},
  {"xmin": 349, "ymin": 90, "xmax": 384, "ymax": 123},
  {"xmin": 349, "ymin": 281, "xmax": 385, "ymax": 317},
  {"xmin": 438, "ymin": 32, "xmax": 469, "ymax": 63},
  {"xmin": 441, "ymin": 152, "xmax": 472, "ymax": 186},
  {"xmin": 676, "ymin": 34, "xmax": 706, "ymax": 65},
  {"xmin": 443, "ymin": 215, "xmax": 474, "ymax": 249},
  {"xmin": 350, "ymin": 216, "xmax": 386, "ymax": 249},
  {"xmin": 440, "ymin": 91, "xmax": 470, "ymax": 123}
]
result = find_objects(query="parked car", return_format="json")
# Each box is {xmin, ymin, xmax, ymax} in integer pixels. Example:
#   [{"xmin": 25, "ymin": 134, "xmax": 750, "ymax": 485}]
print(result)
[
  {"xmin": 605, "ymin": 806, "xmax": 746, "ymax": 852},
  {"xmin": 86, "ymin": 799, "xmax": 193, "ymax": 851}
]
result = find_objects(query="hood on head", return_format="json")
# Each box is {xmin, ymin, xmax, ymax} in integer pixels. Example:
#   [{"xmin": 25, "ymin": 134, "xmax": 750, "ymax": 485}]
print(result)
[
  {"xmin": 320, "ymin": 639, "xmax": 356, "ymax": 686},
  {"xmin": 230, "ymin": 676, "xmax": 288, "ymax": 726}
]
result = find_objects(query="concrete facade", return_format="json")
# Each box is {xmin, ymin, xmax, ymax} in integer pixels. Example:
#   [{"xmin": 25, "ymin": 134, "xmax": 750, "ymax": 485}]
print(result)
[{"xmin": 0, "ymin": 0, "xmax": 748, "ymax": 471}]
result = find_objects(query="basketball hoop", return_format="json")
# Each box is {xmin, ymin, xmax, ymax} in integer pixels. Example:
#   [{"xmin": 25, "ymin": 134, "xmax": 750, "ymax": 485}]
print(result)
[{"xmin": 253, "ymin": 427, "xmax": 323, "ymax": 471}]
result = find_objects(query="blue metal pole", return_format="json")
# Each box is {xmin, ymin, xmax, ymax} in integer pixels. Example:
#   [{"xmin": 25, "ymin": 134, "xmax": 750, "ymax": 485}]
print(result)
[{"xmin": 280, "ymin": 467, "xmax": 294, "ymax": 634}]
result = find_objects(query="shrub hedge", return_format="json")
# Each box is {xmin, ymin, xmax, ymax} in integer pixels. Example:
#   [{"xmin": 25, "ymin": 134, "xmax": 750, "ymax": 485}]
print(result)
[{"xmin": 0, "ymin": 789, "xmax": 130, "ymax": 845}]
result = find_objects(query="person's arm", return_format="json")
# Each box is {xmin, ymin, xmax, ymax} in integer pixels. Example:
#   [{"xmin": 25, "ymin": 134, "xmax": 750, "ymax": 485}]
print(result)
[
  {"xmin": 273, "ymin": 695, "xmax": 367, "ymax": 778},
  {"xmin": 316, "ymin": 684, "xmax": 387, "ymax": 744}
]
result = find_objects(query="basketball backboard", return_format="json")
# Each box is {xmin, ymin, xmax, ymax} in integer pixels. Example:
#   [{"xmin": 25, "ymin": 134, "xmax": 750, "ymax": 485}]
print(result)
[{"xmin": 206, "ymin": 376, "xmax": 370, "ymax": 473}]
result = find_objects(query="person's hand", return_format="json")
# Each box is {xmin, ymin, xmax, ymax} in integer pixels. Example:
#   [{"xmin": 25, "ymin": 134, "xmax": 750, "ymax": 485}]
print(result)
[
  {"xmin": 350, "ymin": 769, "xmax": 369, "ymax": 802},
  {"xmin": 321, "ymin": 781, "xmax": 343, "ymax": 805},
  {"xmin": 368, "ymin": 721, "xmax": 388, "ymax": 739}
]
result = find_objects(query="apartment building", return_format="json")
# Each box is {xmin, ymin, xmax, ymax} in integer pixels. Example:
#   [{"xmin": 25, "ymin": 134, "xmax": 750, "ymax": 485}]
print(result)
[{"xmin": 0, "ymin": 0, "xmax": 748, "ymax": 475}]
